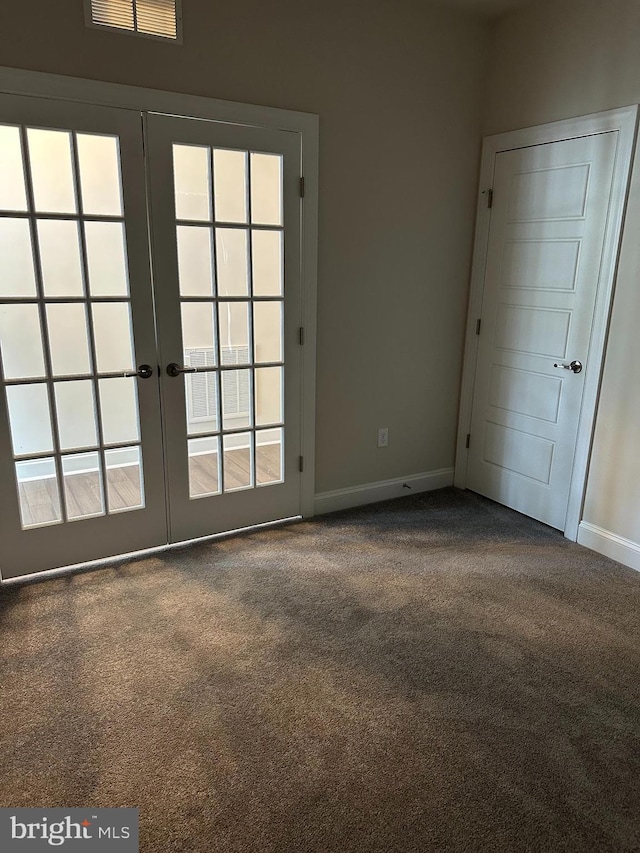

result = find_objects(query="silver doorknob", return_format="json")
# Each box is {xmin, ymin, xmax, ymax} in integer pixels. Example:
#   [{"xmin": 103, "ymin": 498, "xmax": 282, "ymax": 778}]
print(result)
[{"xmin": 553, "ymin": 360, "xmax": 583, "ymax": 374}]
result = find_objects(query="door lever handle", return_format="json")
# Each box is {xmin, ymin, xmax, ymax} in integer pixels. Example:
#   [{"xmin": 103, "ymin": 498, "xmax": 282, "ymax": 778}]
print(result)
[
  {"xmin": 121, "ymin": 364, "xmax": 154, "ymax": 379},
  {"xmin": 166, "ymin": 362, "xmax": 198, "ymax": 377},
  {"xmin": 553, "ymin": 360, "xmax": 583, "ymax": 374}
]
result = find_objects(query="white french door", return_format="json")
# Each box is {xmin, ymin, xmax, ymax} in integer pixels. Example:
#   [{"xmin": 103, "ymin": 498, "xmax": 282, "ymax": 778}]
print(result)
[
  {"xmin": 146, "ymin": 114, "xmax": 302, "ymax": 543},
  {"xmin": 0, "ymin": 95, "xmax": 166, "ymax": 579},
  {"xmin": 0, "ymin": 96, "xmax": 304, "ymax": 579}
]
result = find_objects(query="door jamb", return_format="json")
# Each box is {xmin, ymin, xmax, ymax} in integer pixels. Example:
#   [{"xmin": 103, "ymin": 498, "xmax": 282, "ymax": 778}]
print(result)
[
  {"xmin": 455, "ymin": 106, "xmax": 638, "ymax": 541},
  {"xmin": 0, "ymin": 65, "xmax": 319, "ymax": 519}
]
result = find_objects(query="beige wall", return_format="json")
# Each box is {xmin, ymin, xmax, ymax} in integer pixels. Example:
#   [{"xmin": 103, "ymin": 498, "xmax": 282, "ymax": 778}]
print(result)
[
  {"xmin": 486, "ymin": 0, "xmax": 640, "ymax": 545},
  {"xmin": 0, "ymin": 0, "xmax": 488, "ymax": 494}
]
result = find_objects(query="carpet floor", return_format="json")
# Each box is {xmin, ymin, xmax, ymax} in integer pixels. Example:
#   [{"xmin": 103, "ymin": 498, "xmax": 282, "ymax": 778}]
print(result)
[{"xmin": 1, "ymin": 488, "xmax": 639, "ymax": 852}]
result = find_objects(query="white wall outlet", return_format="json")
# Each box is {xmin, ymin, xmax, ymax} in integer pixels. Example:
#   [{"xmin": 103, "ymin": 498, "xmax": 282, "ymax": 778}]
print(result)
[{"xmin": 377, "ymin": 427, "xmax": 389, "ymax": 448}]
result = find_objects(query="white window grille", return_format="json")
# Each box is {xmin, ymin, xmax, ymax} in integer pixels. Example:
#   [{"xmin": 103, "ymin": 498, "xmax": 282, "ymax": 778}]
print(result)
[{"xmin": 85, "ymin": 0, "xmax": 182, "ymax": 42}]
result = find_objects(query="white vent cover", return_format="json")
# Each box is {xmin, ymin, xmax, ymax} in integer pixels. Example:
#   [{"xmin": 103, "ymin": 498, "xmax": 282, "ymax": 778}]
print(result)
[
  {"xmin": 86, "ymin": 0, "xmax": 181, "ymax": 41},
  {"xmin": 186, "ymin": 348, "xmax": 250, "ymax": 424},
  {"xmin": 221, "ymin": 347, "xmax": 250, "ymax": 419}
]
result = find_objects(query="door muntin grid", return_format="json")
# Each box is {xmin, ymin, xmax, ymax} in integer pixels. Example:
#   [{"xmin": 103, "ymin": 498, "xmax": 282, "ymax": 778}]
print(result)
[
  {"xmin": 172, "ymin": 143, "xmax": 285, "ymax": 499},
  {"xmin": 0, "ymin": 122, "xmax": 146, "ymax": 529}
]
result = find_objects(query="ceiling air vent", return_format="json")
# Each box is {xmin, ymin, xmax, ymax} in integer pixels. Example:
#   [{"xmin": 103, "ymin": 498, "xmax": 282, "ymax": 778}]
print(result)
[{"xmin": 85, "ymin": 0, "xmax": 182, "ymax": 41}]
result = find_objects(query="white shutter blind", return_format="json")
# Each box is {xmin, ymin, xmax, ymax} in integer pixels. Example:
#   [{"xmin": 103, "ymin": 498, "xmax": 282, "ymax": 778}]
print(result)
[{"xmin": 88, "ymin": 0, "xmax": 179, "ymax": 40}]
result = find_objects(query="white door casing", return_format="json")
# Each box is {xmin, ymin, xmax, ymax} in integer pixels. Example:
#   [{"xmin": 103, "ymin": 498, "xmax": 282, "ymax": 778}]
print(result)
[{"xmin": 456, "ymin": 108, "xmax": 638, "ymax": 536}]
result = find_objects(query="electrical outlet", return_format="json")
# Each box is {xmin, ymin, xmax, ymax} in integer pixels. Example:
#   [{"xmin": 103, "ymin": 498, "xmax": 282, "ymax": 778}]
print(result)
[{"xmin": 377, "ymin": 428, "xmax": 389, "ymax": 448}]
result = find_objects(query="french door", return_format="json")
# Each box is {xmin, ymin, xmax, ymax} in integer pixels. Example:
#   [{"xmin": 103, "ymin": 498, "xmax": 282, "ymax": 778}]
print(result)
[
  {"xmin": 147, "ymin": 114, "xmax": 301, "ymax": 543},
  {"xmin": 0, "ymin": 96, "xmax": 303, "ymax": 579}
]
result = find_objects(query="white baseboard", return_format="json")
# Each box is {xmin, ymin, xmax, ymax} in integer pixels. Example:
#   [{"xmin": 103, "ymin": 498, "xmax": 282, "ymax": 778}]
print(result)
[
  {"xmin": 314, "ymin": 468, "xmax": 454, "ymax": 516},
  {"xmin": 577, "ymin": 522, "xmax": 640, "ymax": 573}
]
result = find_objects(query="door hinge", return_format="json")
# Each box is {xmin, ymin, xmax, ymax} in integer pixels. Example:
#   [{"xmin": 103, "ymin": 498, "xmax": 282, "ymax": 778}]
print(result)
[
  {"xmin": 476, "ymin": 318, "xmax": 482, "ymax": 335},
  {"xmin": 300, "ymin": 176, "xmax": 305, "ymax": 198},
  {"xmin": 299, "ymin": 326, "xmax": 305, "ymax": 345},
  {"xmin": 483, "ymin": 188, "xmax": 493, "ymax": 209},
  {"xmin": 466, "ymin": 434, "xmax": 471, "ymax": 449},
  {"xmin": 299, "ymin": 455, "xmax": 304, "ymax": 472}
]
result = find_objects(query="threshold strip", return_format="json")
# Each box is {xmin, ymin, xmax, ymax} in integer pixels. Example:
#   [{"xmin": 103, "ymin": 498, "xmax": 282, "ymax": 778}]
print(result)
[{"xmin": 0, "ymin": 515, "xmax": 302, "ymax": 586}]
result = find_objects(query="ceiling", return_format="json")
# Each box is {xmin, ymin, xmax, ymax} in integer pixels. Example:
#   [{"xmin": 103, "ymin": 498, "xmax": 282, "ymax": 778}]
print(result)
[{"xmin": 431, "ymin": 0, "xmax": 535, "ymax": 18}]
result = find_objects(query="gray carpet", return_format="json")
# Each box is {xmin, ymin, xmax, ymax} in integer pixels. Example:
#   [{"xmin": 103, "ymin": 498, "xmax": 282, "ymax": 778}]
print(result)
[{"xmin": 1, "ymin": 488, "xmax": 639, "ymax": 852}]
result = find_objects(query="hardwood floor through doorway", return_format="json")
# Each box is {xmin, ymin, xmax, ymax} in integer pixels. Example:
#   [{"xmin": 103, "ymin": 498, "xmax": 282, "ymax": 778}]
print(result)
[{"xmin": 16, "ymin": 445, "xmax": 281, "ymax": 527}]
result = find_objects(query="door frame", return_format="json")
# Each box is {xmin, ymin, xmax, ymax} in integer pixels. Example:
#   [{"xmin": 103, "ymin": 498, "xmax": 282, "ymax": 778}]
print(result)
[
  {"xmin": 0, "ymin": 64, "xmax": 319, "ymax": 520},
  {"xmin": 455, "ymin": 106, "xmax": 638, "ymax": 541}
]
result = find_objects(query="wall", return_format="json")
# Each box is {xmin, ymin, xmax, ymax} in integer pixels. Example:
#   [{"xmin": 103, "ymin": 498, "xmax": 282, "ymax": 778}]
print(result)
[
  {"xmin": 0, "ymin": 0, "xmax": 488, "ymax": 496},
  {"xmin": 485, "ymin": 0, "xmax": 640, "ymax": 559}
]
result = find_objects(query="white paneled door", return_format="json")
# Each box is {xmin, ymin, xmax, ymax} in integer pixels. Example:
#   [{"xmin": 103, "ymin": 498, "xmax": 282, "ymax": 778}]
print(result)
[
  {"xmin": 0, "ymin": 96, "xmax": 303, "ymax": 579},
  {"xmin": 467, "ymin": 132, "xmax": 619, "ymax": 529}
]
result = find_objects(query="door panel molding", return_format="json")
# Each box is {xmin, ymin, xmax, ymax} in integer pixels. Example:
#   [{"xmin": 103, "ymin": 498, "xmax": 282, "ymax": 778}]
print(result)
[{"xmin": 455, "ymin": 106, "xmax": 638, "ymax": 540}]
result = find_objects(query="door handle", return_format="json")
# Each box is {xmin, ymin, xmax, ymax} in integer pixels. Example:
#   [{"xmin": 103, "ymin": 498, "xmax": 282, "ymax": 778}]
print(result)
[
  {"xmin": 121, "ymin": 364, "xmax": 154, "ymax": 379},
  {"xmin": 167, "ymin": 362, "xmax": 222, "ymax": 377},
  {"xmin": 166, "ymin": 362, "xmax": 198, "ymax": 377},
  {"xmin": 553, "ymin": 360, "xmax": 583, "ymax": 374}
]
